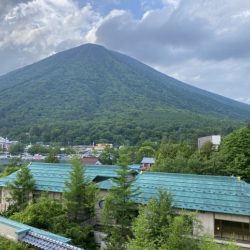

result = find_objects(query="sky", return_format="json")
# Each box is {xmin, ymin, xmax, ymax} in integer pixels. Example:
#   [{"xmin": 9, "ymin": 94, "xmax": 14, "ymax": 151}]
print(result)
[{"xmin": 0, "ymin": 0, "xmax": 250, "ymax": 104}]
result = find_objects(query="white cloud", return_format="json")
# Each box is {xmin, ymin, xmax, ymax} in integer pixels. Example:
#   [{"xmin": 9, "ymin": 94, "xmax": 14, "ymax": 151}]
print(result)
[
  {"xmin": 236, "ymin": 98, "xmax": 250, "ymax": 105},
  {"xmin": 0, "ymin": 0, "xmax": 100, "ymax": 74},
  {"xmin": 87, "ymin": 0, "xmax": 250, "ymax": 104}
]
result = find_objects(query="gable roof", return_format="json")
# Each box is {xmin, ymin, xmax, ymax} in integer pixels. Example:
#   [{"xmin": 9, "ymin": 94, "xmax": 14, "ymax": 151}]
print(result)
[
  {"xmin": 132, "ymin": 172, "xmax": 250, "ymax": 216},
  {"xmin": 141, "ymin": 157, "xmax": 155, "ymax": 164},
  {"xmin": 0, "ymin": 216, "xmax": 83, "ymax": 249},
  {"xmin": 0, "ymin": 162, "xmax": 119, "ymax": 192},
  {"xmin": 0, "ymin": 216, "xmax": 70, "ymax": 243},
  {"xmin": 1, "ymin": 163, "xmax": 250, "ymax": 217}
]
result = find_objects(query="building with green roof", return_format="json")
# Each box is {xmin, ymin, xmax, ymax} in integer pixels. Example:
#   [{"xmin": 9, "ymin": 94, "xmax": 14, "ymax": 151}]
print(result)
[
  {"xmin": 0, "ymin": 216, "xmax": 83, "ymax": 249},
  {"xmin": 0, "ymin": 162, "xmax": 250, "ymax": 248}
]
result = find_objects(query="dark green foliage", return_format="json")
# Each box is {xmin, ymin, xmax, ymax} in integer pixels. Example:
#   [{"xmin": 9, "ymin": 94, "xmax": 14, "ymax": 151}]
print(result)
[
  {"xmin": 7, "ymin": 166, "xmax": 35, "ymax": 211},
  {"xmin": 199, "ymin": 141, "xmax": 214, "ymax": 158},
  {"xmin": 153, "ymin": 141, "xmax": 223, "ymax": 175},
  {"xmin": 128, "ymin": 190, "xmax": 196, "ymax": 250},
  {"xmin": 63, "ymin": 158, "xmax": 98, "ymax": 223},
  {"xmin": 45, "ymin": 150, "xmax": 59, "ymax": 163},
  {"xmin": 11, "ymin": 197, "xmax": 64, "ymax": 229},
  {"xmin": 0, "ymin": 44, "xmax": 249, "ymax": 145},
  {"xmin": 27, "ymin": 144, "xmax": 49, "ymax": 155},
  {"xmin": 0, "ymin": 159, "xmax": 24, "ymax": 177},
  {"xmin": 99, "ymin": 146, "xmax": 118, "ymax": 165},
  {"xmin": 9, "ymin": 143, "xmax": 24, "ymax": 155},
  {"xmin": 218, "ymin": 126, "xmax": 250, "ymax": 181},
  {"xmin": 0, "ymin": 236, "xmax": 34, "ymax": 250},
  {"xmin": 10, "ymin": 197, "xmax": 97, "ymax": 250},
  {"xmin": 128, "ymin": 190, "xmax": 239, "ymax": 250},
  {"xmin": 103, "ymin": 161, "xmax": 138, "ymax": 250}
]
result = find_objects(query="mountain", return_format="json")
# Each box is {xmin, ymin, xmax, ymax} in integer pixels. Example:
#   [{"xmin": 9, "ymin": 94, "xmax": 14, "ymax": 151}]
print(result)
[{"xmin": 0, "ymin": 43, "xmax": 249, "ymax": 144}]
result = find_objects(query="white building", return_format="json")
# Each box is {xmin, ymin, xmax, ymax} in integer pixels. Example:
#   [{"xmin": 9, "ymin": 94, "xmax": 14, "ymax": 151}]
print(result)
[{"xmin": 198, "ymin": 135, "xmax": 221, "ymax": 150}]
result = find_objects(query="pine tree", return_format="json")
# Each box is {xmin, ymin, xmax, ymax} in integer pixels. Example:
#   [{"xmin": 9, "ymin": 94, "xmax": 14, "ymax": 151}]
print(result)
[
  {"xmin": 103, "ymin": 153, "xmax": 138, "ymax": 250},
  {"xmin": 63, "ymin": 158, "xmax": 98, "ymax": 223},
  {"xmin": 7, "ymin": 165, "xmax": 36, "ymax": 211}
]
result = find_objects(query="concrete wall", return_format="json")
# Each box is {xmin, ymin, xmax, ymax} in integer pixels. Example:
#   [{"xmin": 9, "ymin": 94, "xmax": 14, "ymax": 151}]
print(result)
[
  {"xmin": 194, "ymin": 212, "xmax": 214, "ymax": 237},
  {"xmin": 0, "ymin": 223, "xmax": 18, "ymax": 241},
  {"xmin": 0, "ymin": 188, "xmax": 12, "ymax": 212},
  {"xmin": 95, "ymin": 190, "xmax": 108, "ymax": 224}
]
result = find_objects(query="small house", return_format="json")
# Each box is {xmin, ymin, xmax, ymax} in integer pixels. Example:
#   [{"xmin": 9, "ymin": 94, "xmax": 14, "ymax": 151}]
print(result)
[{"xmin": 140, "ymin": 157, "xmax": 155, "ymax": 171}]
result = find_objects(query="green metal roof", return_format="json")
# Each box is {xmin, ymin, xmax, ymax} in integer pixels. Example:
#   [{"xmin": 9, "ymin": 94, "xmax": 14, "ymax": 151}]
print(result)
[
  {"xmin": 0, "ymin": 162, "xmax": 119, "ymax": 192},
  {"xmin": 0, "ymin": 216, "xmax": 70, "ymax": 243},
  {"xmin": 132, "ymin": 172, "xmax": 250, "ymax": 216},
  {"xmin": 1, "ymin": 163, "xmax": 250, "ymax": 216},
  {"xmin": 97, "ymin": 178, "xmax": 116, "ymax": 190}
]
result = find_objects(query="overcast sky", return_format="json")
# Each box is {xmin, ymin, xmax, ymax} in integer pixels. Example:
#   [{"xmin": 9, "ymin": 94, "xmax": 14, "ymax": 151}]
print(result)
[{"xmin": 0, "ymin": 0, "xmax": 250, "ymax": 104}]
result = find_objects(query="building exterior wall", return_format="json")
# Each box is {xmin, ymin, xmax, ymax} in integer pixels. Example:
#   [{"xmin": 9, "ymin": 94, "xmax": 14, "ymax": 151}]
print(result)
[
  {"xmin": 198, "ymin": 135, "xmax": 221, "ymax": 150},
  {"xmin": 193, "ymin": 212, "xmax": 250, "ymax": 249},
  {"xmin": 95, "ymin": 190, "xmax": 109, "ymax": 224},
  {"xmin": 194, "ymin": 212, "xmax": 215, "ymax": 236},
  {"xmin": 215, "ymin": 213, "xmax": 250, "ymax": 223},
  {"xmin": 0, "ymin": 223, "xmax": 18, "ymax": 241},
  {"xmin": 0, "ymin": 188, "xmax": 12, "ymax": 212}
]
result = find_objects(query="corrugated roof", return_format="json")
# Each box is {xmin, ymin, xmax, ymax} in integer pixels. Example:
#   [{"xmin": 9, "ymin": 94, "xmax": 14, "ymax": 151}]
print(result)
[
  {"xmin": 0, "ymin": 216, "xmax": 70, "ymax": 243},
  {"xmin": 1, "ymin": 163, "xmax": 250, "ymax": 216},
  {"xmin": 21, "ymin": 231, "xmax": 83, "ymax": 250},
  {"xmin": 0, "ymin": 162, "xmax": 119, "ymax": 192},
  {"xmin": 132, "ymin": 172, "xmax": 250, "ymax": 216}
]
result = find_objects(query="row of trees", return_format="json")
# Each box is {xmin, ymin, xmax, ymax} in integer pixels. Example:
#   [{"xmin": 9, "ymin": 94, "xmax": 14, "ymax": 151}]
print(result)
[
  {"xmin": 99, "ymin": 125, "xmax": 250, "ymax": 181},
  {"xmin": 8, "ymin": 143, "xmax": 75, "ymax": 156},
  {"xmin": 153, "ymin": 125, "xmax": 250, "ymax": 181}
]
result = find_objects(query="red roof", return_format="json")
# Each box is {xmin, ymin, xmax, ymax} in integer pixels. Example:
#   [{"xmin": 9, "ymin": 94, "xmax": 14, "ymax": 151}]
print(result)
[{"xmin": 81, "ymin": 157, "xmax": 99, "ymax": 165}]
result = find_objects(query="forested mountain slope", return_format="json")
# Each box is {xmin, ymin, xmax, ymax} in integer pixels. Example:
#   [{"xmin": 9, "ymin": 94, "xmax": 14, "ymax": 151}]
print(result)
[{"xmin": 0, "ymin": 43, "xmax": 249, "ymax": 144}]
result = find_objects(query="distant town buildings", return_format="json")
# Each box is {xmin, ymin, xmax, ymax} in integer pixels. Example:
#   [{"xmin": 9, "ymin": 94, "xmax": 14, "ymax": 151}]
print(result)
[
  {"xmin": 0, "ymin": 137, "xmax": 18, "ymax": 152},
  {"xmin": 198, "ymin": 135, "xmax": 221, "ymax": 150},
  {"xmin": 81, "ymin": 157, "xmax": 101, "ymax": 165},
  {"xmin": 94, "ymin": 143, "xmax": 113, "ymax": 151}
]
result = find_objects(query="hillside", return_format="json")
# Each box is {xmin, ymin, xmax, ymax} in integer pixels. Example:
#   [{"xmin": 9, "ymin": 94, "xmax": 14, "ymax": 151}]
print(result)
[{"xmin": 0, "ymin": 43, "xmax": 249, "ymax": 144}]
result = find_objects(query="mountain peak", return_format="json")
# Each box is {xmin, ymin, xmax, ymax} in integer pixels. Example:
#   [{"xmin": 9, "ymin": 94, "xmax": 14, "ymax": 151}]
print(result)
[{"xmin": 0, "ymin": 44, "xmax": 249, "ymax": 143}]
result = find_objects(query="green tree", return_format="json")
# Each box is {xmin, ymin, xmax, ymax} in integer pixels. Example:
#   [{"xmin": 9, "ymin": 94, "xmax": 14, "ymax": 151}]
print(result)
[
  {"xmin": 63, "ymin": 158, "xmax": 98, "ymax": 223},
  {"xmin": 200, "ymin": 141, "xmax": 214, "ymax": 159},
  {"xmin": 11, "ymin": 196, "xmax": 64, "ymax": 229},
  {"xmin": 136, "ymin": 145, "xmax": 155, "ymax": 162},
  {"xmin": 27, "ymin": 144, "xmax": 49, "ymax": 155},
  {"xmin": 45, "ymin": 150, "xmax": 59, "ymax": 163},
  {"xmin": 103, "ymin": 155, "xmax": 138, "ymax": 250},
  {"xmin": 219, "ymin": 126, "xmax": 250, "ymax": 181},
  {"xmin": 10, "ymin": 196, "xmax": 97, "ymax": 250},
  {"xmin": 9, "ymin": 143, "xmax": 24, "ymax": 155},
  {"xmin": 99, "ymin": 146, "xmax": 118, "ymax": 165},
  {"xmin": 128, "ymin": 190, "xmax": 174, "ymax": 250},
  {"xmin": 0, "ymin": 236, "xmax": 34, "ymax": 250},
  {"xmin": 128, "ymin": 190, "xmax": 239, "ymax": 250},
  {"xmin": 0, "ymin": 158, "xmax": 22, "ymax": 177},
  {"xmin": 7, "ymin": 166, "xmax": 35, "ymax": 211}
]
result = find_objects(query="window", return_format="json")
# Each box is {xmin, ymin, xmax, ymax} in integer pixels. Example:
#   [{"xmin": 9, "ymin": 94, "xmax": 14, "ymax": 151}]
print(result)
[
  {"xmin": 98, "ymin": 200, "xmax": 105, "ymax": 209},
  {"xmin": 215, "ymin": 219, "xmax": 250, "ymax": 242}
]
